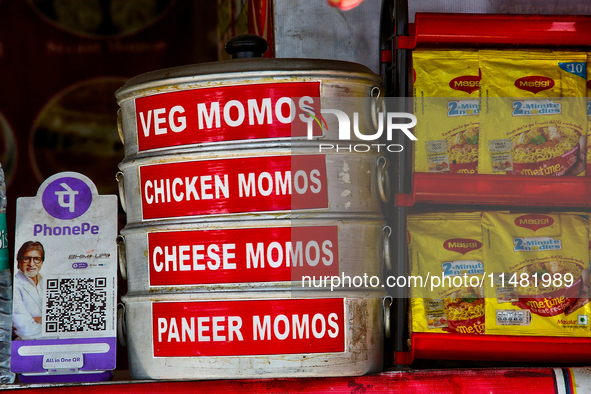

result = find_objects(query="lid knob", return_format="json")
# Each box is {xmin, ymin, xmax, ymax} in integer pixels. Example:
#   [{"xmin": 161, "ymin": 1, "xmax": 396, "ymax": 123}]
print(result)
[{"xmin": 225, "ymin": 34, "xmax": 269, "ymax": 59}]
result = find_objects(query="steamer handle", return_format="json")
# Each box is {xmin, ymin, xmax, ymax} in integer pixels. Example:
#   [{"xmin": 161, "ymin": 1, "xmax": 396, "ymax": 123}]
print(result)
[
  {"xmin": 116, "ymin": 171, "xmax": 126, "ymax": 213},
  {"xmin": 117, "ymin": 303, "xmax": 127, "ymax": 347},
  {"xmin": 225, "ymin": 34, "xmax": 269, "ymax": 59},
  {"xmin": 382, "ymin": 225, "xmax": 392, "ymax": 271},
  {"xmin": 117, "ymin": 235, "xmax": 127, "ymax": 281},
  {"xmin": 370, "ymin": 87, "xmax": 385, "ymax": 132},
  {"xmin": 377, "ymin": 156, "xmax": 391, "ymax": 203},
  {"xmin": 116, "ymin": 108, "xmax": 124, "ymax": 144},
  {"xmin": 383, "ymin": 296, "xmax": 393, "ymax": 339}
]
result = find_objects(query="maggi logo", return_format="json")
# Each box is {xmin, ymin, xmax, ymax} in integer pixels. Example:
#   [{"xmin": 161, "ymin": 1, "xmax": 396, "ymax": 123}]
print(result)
[
  {"xmin": 514, "ymin": 76, "xmax": 555, "ymax": 94},
  {"xmin": 447, "ymin": 241, "xmax": 478, "ymax": 248},
  {"xmin": 518, "ymin": 80, "xmax": 551, "ymax": 88},
  {"xmin": 514, "ymin": 214, "xmax": 554, "ymax": 232},
  {"xmin": 443, "ymin": 238, "xmax": 482, "ymax": 255},
  {"xmin": 454, "ymin": 80, "xmax": 479, "ymax": 88},
  {"xmin": 519, "ymin": 218, "xmax": 549, "ymax": 225},
  {"xmin": 449, "ymin": 75, "xmax": 480, "ymax": 94}
]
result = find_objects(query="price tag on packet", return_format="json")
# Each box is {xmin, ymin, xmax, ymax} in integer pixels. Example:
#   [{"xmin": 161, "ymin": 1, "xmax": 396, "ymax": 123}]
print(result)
[
  {"xmin": 424, "ymin": 299, "xmax": 449, "ymax": 329},
  {"xmin": 10, "ymin": 172, "xmax": 118, "ymax": 380},
  {"xmin": 488, "ymin": 139, "xmax": 514, "ymax": 172},
  {"xmin": 425, "ymin": 140, "xmax": 451, "ymax": 172},
  {"xmin": 493, "ymin": 272, "xmax": 519, "ymax": 303}
]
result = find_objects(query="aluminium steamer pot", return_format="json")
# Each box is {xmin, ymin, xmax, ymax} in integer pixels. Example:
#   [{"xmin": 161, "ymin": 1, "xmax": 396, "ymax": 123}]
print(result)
[
  {"xmin": 115, "ymin": 37, "xmax": 389, "ymax": 381},
  {"xmin": 117, "ymin": 147, "xmax": 389, "ymax": 223},
  {"xmin": 115, "ymin": 38, "xmax": 383, "ymax": 158},
  {"xmin": 119, "ymin": 215, "xmax": 389, "ymax": 293},
  {"xmin": 120, "ymin": 291, "xmax": 384, "ymax": 380}
]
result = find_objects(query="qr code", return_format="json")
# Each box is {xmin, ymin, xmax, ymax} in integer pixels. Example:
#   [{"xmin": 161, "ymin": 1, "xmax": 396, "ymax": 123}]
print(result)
[{"xmin": 45, "ymin": 277, "xmax": 107, "ymax": 333}]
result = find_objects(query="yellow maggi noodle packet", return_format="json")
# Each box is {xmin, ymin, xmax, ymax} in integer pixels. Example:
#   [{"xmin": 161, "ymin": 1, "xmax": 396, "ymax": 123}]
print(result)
[
  {"xmin": 479, "ymin": 50, "xmax": 586, "ymax": 176},
  {"xmin": 409, "ymin": 212, "xmax": 485, "ymax": 335},
  {"xmin": 482, "ymin": 212, "xmax": 591, "ymax": 336},
  {"xmin": 413, "ymin": 50, "xmax": 480, "ymax": 174}
]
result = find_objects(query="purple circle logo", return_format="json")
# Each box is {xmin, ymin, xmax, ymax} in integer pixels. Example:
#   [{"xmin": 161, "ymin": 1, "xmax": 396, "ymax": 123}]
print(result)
[{"xmin": 42, "ymin": 177, "xmax": 92, "ymax": 220}]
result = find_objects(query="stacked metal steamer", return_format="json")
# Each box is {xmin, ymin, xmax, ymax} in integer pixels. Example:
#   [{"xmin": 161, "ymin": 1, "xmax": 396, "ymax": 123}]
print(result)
[{"xmin": 115, "ymin": 35, "xmax": 389, "ymax": 380}]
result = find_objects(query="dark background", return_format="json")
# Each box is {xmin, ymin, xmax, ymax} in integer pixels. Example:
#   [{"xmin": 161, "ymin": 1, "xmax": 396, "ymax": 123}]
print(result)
[
  {"xmin": 0, "ymin": 0, "xmax": 218, "ymax": 203},
  {"xmin": 0, "ymin": 0, "xmax": 219, "ymax": 371}
]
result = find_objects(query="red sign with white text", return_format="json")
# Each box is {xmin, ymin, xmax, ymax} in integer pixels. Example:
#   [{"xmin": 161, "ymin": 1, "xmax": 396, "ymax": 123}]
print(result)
[
  {"xmin": 140, "ymin": 155, "xmax": 328, "ymax": 220},
  {"xmin": 152, "ymin": 298, "xmax": 345, "ymax": 357},
  {"xmin": 135, "ymin": 82, "xmax": 322, "ymax": 151},
  {"xmin": 148, "ymin": 226, "xmax": 339, "ymax": 286}
]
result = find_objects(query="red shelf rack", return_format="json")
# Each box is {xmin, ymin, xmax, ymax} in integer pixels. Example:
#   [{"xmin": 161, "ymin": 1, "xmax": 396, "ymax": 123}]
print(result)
[
  {"xmin": 3, "ymin": 368, "xmax": 564, "ymax": 394},
  {"xmin": 399, "ymin": 13, "xmax": 591, "ymax": 49},
  {"xmin": 397, "ymin": 173, "xmax": 591, "ymax": 207},
  {"xmin": 393, "ymin": 12, "xmax": 591, "ymax": 367},
  {"xmin": 412, "ymin": 333, "xmax": 591, "ymax": 364}
]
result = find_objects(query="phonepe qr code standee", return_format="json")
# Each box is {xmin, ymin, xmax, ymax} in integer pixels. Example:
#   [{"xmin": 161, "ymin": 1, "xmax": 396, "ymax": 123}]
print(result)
[{"xmin": 11, "ymin": 172, "xmax": 118, "ymax": 376}]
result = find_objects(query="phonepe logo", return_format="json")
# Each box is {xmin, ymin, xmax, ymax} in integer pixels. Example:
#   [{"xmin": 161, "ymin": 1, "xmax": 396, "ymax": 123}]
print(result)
[
  {"xmin": 42, "ymin": 177, "xmax": 92, "ymax": 220},
  {"xmin": 300, "ymin": 99, "xmax": 417, "ymax": 153}
]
